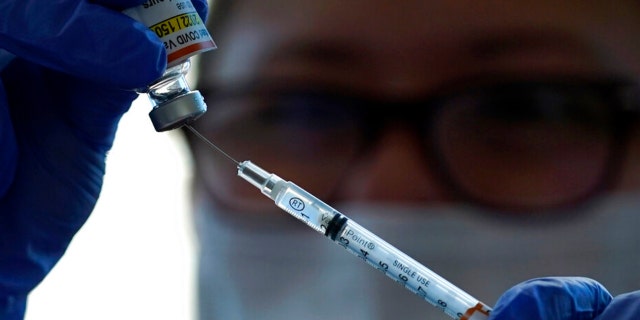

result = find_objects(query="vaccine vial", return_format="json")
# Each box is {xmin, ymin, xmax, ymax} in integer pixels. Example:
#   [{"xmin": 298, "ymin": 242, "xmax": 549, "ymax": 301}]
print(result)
[{"xmin": 124, "ymin": 1, "xmax": 216, "ymax": 131}]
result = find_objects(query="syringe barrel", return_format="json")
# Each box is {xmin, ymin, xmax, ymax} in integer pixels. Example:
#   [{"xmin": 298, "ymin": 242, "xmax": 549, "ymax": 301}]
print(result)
[
  {"xmin": 237, "ymin": 160, "xmax": 492, "ymax": 319},
  {"xmin": 332, "ymin": 218, "xmax": 491, "ymax": 320},
  {"xmin": 270, "ymin": 181, "xmax": 491, "ymax": 319}
]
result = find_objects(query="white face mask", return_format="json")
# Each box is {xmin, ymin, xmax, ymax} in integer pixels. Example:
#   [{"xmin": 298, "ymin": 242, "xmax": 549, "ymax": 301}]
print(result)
[{"xmin": 193, "ymin": 193, "xmax": 640, "ymax": 320}]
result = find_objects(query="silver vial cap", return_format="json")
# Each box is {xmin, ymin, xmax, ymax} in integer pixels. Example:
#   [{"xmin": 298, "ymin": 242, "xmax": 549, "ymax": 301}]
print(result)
[{"xmin": 149, "ymin": 90, "xmax": 207, "ymax": 132}]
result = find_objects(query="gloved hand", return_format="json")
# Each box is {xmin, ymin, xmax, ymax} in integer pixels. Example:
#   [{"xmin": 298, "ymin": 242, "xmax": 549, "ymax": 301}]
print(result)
[
  {"xmin": 0, "ymin": 1, "xmax": 208, "ymax": 319},
  {"xmin": 489, "ymin": 277, "xmax": 640, "ymax": 319}
]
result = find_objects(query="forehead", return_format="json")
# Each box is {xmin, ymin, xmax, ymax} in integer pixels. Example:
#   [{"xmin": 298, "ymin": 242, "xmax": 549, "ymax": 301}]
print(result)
[{"xmin": 205, "ymin": 0, "xmax": 640, "ymax": 91}]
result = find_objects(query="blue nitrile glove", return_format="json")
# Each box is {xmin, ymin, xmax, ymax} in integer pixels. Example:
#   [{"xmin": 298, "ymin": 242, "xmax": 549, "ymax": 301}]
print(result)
[
  {"xmin": 595, "ymin": 290, "xmax": 640, "ymax": 319},
  {"xmin": 489, "ymin": 277, "xmax": 640, "ymax": 320},
  {"xmin": 0, "ymin": 1, "xmax": 208, "ymax": 319}
]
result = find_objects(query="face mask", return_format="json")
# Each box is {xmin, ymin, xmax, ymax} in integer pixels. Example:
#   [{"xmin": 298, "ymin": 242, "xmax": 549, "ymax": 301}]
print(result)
[{"xmin": 193, "ymin": 193, "xmax": 640, "ymax": 320}]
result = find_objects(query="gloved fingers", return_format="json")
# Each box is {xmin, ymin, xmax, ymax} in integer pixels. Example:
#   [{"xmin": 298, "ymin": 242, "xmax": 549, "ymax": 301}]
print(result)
[
  {"xmin": 89, "ymin": 0, "xmax": 147, "ymax": 11},
  {"xmin": 489, "ymin": 277, "xmax": 613, "ymax": 320},
  {"xmin": 595, "ymin": 291, "xmax": 640, "ymax": 320},
  {"xmin": 2, "ymin": 60, "xmax": 136, "ymax": 220},
  {"xmin": 61, "ymin": 72, "xmax": 139, "ymax": 152},
  {"xmin": 9, "ymin": 60, "xmax": 137, "ymax": 153},
  {"xmin": 0, "ymin": 0, "xmax": 165, "ymax": 89},
  {"xmin": 190, "ymin": 0, "xmax": 210, "ymax": 22},
  {"xmin": 0, "ymin": 59, "xmax": 137, "ymax": 306},
  {"xmin": 0, "ymin": 82, "xmax": 17, "ymax": 198},
  {"xmin": 90, "ymin": 0, "xmax": 207, "ymax": 16}
]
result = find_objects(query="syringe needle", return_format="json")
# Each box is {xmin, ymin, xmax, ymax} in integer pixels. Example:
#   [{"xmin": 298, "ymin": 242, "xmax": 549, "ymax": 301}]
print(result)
[{"xmin": 184, "ymin": 124, "xmax": 239, "ymax": 165}]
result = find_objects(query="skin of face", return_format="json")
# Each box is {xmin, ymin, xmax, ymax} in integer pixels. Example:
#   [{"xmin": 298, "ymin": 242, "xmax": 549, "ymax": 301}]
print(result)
[{"xmin": 191, "ymin": 0, "xmax": 640, "ymax": 217}]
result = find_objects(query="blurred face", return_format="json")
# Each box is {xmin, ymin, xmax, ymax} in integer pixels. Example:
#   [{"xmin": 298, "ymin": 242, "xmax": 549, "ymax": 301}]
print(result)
[{"xmin": 192, "ymin": 0, "xmax": 640, "ymax": 217}]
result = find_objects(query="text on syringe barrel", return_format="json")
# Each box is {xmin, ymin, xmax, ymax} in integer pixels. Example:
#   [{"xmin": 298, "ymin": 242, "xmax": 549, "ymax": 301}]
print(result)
[{"xmin": 273, "ymin": 181, "xmax": 491, "ymax": 320}]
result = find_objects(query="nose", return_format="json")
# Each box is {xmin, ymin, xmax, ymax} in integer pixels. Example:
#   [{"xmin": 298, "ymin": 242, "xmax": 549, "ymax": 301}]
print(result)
[{"xmin": 335, "ymin": 125, "xmax": 454, "ymax": 204}]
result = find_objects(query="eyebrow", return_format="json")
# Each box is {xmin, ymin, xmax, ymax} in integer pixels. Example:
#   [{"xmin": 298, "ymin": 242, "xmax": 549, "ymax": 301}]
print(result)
[
  {"xmin": 267, "ymin": 30, "xmax": 593, "ymax": 68},
  {"xmin": 467, "ymin": 29, "xmax": 594, "ymax": 61},
  {"xmin": 265, "ymin": 38, "xmax": 365, "ymax": 68}
]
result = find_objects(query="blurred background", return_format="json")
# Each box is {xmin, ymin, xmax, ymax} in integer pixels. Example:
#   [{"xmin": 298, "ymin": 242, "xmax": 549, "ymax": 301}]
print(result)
[{"xmin": 24, "ymin": 96, "xmax": 197, "ymax": 320}]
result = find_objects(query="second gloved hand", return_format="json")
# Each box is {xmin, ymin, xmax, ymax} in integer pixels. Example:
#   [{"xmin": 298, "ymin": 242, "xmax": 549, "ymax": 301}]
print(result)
[{"xmin": 488, "ymin": 277, "xmax": 640, "ymax": 320}]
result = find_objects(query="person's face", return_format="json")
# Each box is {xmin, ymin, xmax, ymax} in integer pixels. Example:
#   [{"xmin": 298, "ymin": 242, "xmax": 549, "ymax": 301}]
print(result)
[{"xmin": 192, "ymin": 0, "xmax": 640, "ymax": 216}]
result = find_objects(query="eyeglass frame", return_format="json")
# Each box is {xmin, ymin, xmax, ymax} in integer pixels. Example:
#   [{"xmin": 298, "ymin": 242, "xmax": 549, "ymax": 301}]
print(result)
[{"xmin": 192, "ymin": 76, "xmax": 640, "ymax": 213}]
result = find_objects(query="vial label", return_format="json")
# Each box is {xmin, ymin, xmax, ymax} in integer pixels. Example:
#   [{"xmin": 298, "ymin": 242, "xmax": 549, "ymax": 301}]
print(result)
[{"xmin": 124, "ymin": 0, "xmax": 216, "ymax": 66}]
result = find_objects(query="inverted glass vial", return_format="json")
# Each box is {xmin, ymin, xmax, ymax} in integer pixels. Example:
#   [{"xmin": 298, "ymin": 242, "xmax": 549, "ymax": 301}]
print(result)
[{"xmin": 124, "ymin": 0, "xmax": 216, "ymax": 131}]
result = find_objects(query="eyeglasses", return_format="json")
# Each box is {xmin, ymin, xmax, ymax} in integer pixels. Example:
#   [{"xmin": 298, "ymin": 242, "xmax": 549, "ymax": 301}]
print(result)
[{"xmin": 194, "ymin": 78, "xmax": 640, "ymax": 212}]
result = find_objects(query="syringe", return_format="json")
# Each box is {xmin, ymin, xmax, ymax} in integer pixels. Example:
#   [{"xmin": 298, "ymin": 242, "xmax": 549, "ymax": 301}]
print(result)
[
  {"xmin": 185, "ymin": 125, "xmax": 492, "ymax": 320},
  {"xmin": 237, "ymin": 161, "xmax": 492, "ymax": 320}
]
